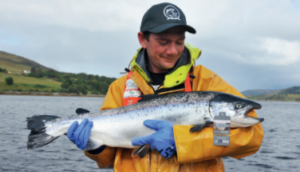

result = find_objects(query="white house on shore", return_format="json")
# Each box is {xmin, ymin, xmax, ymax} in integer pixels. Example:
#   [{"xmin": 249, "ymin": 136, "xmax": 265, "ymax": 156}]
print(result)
[{"xmin": 24, "ymin": 70, "xmax": 30, "ymax": 74}]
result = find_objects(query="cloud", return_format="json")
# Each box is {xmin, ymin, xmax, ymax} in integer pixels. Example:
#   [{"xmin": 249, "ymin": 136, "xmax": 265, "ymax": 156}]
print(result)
[
  {"xmin": 258, "ymin": 38, "xmax": 300, "ymax": 66},
  {"xmin": 207, "ymin": 37, "xmax": 300, "ymax": 66},
  {"xmin": 0, "ymin": 0, "xmax": 299, "ymax": 91},
  {"xmin": 0, "ymin": 0, "xmax": 147, "ymax": 32}
]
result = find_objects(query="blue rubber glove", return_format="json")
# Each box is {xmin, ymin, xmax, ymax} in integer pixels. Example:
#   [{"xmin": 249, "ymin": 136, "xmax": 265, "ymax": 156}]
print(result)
[
  {"xmin": 132, "ymin": 120, "xmax": 176, "ymax": 159},
  {"xmin": 67, "ymin": 118, "xmax": 93, "ymax": 150}
]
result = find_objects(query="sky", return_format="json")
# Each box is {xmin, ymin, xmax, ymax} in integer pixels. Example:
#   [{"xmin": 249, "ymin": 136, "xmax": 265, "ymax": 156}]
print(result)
[{"xmin": 0, "ymin": 0, "xmax": 299, "ymax": 92}]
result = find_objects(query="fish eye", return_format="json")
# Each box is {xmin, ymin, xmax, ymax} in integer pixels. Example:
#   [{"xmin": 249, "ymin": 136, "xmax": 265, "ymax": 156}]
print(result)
[{"xmin": 235, "ymin": 103, "xmax": 242, "ymax": 109}]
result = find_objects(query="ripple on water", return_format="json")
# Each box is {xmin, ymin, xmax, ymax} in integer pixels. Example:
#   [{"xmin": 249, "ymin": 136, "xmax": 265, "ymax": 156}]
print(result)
[
  {"xmin": 268, "ymin": 129, "xmax": 277, "ymax": 132},
  {"xmin": 289, "ymin": 129, "xmax": 300, "ymax": 132},
  {"xmin": 274, "ymin": 156, "xmax": 297, "ymax": 160},
  {"xmin": 291, "ymin": 152, "xmax": 300, "ymax": 157},
  {"xmin": 247, "ymin": 163, "xmax": 274, "ymax": 169},
  {"xmin": 260, "ymin": 149, "xmax": 275, "ymax": 154}
]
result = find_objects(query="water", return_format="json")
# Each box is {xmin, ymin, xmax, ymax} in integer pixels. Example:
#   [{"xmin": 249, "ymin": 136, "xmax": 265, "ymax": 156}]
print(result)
[
  {"xmin": 0, "ymin": 95, "xmax": 299, "ymax": 171},
  {"xmin": 224, "ymin": 101, "xmax": 300, "ymax": 171}
]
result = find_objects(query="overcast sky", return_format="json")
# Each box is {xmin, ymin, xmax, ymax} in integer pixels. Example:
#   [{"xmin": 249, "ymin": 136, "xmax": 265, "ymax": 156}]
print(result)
[{"xmin": 0, "ymin": 0, "xmax": 299, "ymax": 91}]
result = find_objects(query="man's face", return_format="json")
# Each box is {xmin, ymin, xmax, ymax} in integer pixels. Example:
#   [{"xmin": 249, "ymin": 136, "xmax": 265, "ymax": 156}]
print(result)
[{"xmin": 139, "ymin": 27, "xmax": 185, "ymax": 73}]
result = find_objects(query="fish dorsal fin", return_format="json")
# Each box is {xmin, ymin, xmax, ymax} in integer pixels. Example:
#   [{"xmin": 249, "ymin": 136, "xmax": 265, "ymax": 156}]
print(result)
[
  {"xmin": 132, "ymin": 144, "xmax": 150, "ymax": 158},
  {"xmin": 76, "ymin": 108, "xmax": 90, "ymax": 115},
  {"xmin": 138, "ymin": 94, "xmax": 161, "ymax": 103}
]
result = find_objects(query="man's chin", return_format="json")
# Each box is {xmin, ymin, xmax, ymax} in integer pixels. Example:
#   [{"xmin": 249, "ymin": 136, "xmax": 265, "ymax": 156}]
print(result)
[{"xmin": 161, "ymin": 62, "xmax": 177, "ymax": 69}]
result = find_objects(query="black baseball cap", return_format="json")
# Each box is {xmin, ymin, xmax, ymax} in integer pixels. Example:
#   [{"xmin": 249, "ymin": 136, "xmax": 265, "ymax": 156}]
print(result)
[{"xmin": 140, "ymin": 2, "xmax": 196, "ymax": 34}]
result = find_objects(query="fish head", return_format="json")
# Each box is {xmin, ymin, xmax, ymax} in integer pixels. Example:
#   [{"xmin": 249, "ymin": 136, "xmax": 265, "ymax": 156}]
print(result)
[{"xmin": 209, "ymin": 93, "xmax": 264, "ymax": 127}]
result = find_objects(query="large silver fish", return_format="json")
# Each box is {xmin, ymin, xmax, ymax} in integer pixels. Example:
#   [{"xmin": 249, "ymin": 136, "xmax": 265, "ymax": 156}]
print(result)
[{"xmin": 27, "ymin": 91, "xmax": 263, "ymax": 154}]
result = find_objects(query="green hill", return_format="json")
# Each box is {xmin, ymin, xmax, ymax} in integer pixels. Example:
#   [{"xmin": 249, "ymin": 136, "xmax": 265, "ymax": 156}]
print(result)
[
  {"xmin": 245, "ymin": 86, "xmax": 300, "ymax": 101},
  {"xmin": 0, "ymin": 51, "xmax": 53, "ymax": 74},
  {"xmin": 278, "ymin": 86, "xmax": 300, "ymax": 94},
  {"xmin": 0, "ymin": 72, "xmax": 61, "ymax": 92},
  {"xmin": 241, "ymin": 89, "xmax": 279, "ymax": 96},
  {"xmin": 0, "ymin": 51, "xmax": 116, "ymax": 95}
]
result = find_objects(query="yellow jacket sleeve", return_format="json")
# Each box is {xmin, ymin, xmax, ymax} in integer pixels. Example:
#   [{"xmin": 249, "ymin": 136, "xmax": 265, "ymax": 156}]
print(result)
[
  {"xmin": 84, "ymin": 75, "xmax": 127, "ymax": 168},
  {"xmin": 173, "ymin": 65, "xmax": 264, "ymax": 163}
]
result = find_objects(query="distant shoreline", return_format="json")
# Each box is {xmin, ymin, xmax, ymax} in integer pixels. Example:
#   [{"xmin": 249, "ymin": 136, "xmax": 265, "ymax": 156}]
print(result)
[
  {"xmin": 0, "ymin": 91, "xmax": 105, "ymax": 97},
  {"xmin": 247, "ymin": 99, "xmax": 300, "ymax": 103}
]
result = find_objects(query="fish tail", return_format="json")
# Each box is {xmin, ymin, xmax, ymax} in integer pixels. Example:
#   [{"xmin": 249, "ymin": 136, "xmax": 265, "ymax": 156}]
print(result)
[{"xmin": 27, "ymin": 115, "xmax": 60, "ymax": 150}]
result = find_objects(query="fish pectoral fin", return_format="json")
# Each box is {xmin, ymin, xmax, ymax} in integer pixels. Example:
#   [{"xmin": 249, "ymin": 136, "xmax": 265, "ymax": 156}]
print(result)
[
  {"xmin": 132, "ymin": 144, "xmax": 150, "ymax": 158},
  {"xmin": 190, "ymin": 121, "xmax": 214, "ymax": 133},
  {"xmin": 76, "ymin": 108, "xmax": 90, "ymax": 115}
]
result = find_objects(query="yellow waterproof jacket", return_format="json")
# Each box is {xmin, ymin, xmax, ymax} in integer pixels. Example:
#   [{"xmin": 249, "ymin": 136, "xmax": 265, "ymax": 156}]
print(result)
[{"xmin": 85, "ymin": 44, "xmax": 264, "ymax": 172}]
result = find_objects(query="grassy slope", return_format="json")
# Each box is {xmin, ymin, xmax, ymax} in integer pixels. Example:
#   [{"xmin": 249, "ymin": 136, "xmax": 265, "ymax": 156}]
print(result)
[
  {"xmin": 0, "ymin": 73, "xmax": 61, "ymax": 91},
  {"xmin": 0, "ymin": 60, "xmax": 31, "ymax": 74},
  {"xmin": 246, "ymin": 94, "xmax": 300, "ymax": 101},
  {"xmin": 0, "ymin": 51, "xmax": 51, "ymax": 74},
  {"xmin": 0, "ymin": 51, "xmax": 61, "ymax": 92}
]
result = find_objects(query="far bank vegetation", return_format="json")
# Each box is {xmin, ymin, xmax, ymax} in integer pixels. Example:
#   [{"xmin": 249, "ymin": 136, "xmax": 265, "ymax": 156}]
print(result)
[
  {"xmin": 1, "ymin": 67, "xmax": 116, "ymax": 95},
  {"xmin": 246, "ymin": 86, "xmax": 300, "ymax": 102}
]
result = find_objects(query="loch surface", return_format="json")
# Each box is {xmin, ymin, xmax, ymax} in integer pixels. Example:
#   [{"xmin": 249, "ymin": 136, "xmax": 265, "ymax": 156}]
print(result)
[{"xmin": 0, "ymin": 95, "xmax": 299, "ymax": 171}]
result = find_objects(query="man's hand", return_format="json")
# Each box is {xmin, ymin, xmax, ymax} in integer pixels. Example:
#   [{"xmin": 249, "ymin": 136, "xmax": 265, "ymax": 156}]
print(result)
[
  {"xmin": 67, "ymin": 118, "xmax": 93, "ymax": 150},
  {"xmin": 132, "ymin": 120, "xmax": 176, "ymax": 159}
]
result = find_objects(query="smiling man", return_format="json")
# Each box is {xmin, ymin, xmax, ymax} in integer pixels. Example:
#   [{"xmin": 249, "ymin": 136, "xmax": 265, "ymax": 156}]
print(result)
[
  {"xmin": 67, "ymin": 2, "xmax": 264, "ymax": 171},
  {"xmin": 138, "ymin": 27, "xmax": 186, "ymax": 73}
]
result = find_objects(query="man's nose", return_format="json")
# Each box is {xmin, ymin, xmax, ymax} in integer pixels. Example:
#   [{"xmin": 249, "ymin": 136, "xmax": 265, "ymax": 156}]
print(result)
[{"xmin": 166, "ymin": 43, "xmax": 178, "ymax": 55}]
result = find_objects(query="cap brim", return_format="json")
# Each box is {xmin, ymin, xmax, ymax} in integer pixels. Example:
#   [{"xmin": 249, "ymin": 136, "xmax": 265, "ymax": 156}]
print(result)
[{"xmin": 148, "ymin": 23, "xmax": 196, "ymax": 34}]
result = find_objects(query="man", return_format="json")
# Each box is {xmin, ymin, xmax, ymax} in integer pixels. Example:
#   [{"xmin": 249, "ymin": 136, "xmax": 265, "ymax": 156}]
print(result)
[{"xmin": 67, "ymin": 2, "xmax": 264, "ymax": 171}]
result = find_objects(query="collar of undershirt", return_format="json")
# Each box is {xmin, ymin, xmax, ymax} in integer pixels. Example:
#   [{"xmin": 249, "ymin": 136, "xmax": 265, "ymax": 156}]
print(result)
[{"xmin": 148, "ymin": 70, "xmax": 166, "ymax": 85}]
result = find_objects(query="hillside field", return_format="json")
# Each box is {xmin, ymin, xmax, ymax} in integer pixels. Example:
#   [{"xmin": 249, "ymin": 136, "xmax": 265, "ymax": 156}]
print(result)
[
  {"xmin": 246, "ymin": 94, "xmax": 300, "ymax": 101},
  {"xmin": 0, "ymin": 60, "xmax": 31, "ymax": 74},
  {"xmin": 0, "ymin": 73, "xmax": 61, "ymax": 92}
]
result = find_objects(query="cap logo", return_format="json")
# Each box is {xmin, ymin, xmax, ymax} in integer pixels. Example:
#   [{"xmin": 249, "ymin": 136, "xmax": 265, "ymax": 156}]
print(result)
[{"xmin": 163, "ymin": 5, "xmax": 180, "ymax": 20}]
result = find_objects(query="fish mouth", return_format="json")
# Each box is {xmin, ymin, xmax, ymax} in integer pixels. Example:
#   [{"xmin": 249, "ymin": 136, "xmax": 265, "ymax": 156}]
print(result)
[
  {"xmin": 248, "ymin": 116, "xmax": 264, "ymax": 123},
  {"xmin": 244, "ymin": 106, "xmax": 256, "ymax": 117},
  {"xmin": 243, "ymin": 99, "xmax": 262, "ymax": 116},
  {"xmin": 232, "ymin": 105, "xmax": 264, "ymax": 128},
  {"xmin": 243, "ymin": 104, "xmax": 264, "ymax": 123}
]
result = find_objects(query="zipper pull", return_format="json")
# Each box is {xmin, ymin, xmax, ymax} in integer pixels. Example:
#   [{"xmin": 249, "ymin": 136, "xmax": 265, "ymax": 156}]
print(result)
[{"xmin": 120, "ymin": 68, "xmax": 130, "ymax": 74}]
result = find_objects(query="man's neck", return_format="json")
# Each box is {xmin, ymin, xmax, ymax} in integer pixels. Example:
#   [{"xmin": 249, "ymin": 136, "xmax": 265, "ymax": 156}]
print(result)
[
  {"xmin": 147, "ymin": 65, "xmax": 169, "ymax": 74},
  {"xmin": 148, "ymin": 70, "xmax": 166, "ymax": 85}
]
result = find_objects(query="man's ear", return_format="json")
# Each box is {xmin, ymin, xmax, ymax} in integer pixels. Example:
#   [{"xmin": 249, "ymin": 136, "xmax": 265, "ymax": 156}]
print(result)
[{"xmin": 138, "ymin": 32, "xmax": 147, "ymax": 49}]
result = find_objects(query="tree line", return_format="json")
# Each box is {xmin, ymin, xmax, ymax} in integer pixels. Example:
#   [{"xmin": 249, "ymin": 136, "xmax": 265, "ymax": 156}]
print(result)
[
  {"xmin": 28, "ymin": 67, "xmax": 116, "ymax": 95},
  {"xmin": 0, "ymin": 67, "xmax": 8, "ymax": 73},
  {"xmin": 0, "ymin": 67, "xmax": 13, "ymax": 85}
]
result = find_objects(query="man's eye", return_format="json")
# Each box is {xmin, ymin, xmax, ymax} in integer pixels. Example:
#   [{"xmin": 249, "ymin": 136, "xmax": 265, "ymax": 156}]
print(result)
[
  {"xmin": 159, "ymin": 42, "xmax": 168, "ymax": 45},
  {"xmin": 176, "ymin": 42, "xmax": 184, "ymax": 45}
]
